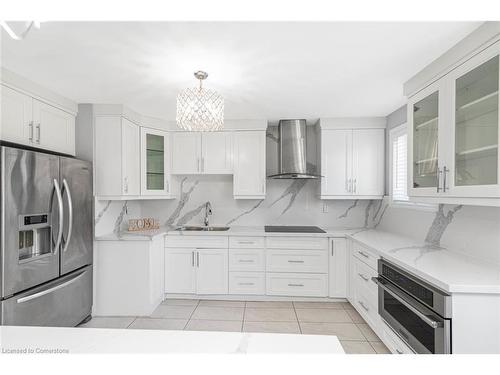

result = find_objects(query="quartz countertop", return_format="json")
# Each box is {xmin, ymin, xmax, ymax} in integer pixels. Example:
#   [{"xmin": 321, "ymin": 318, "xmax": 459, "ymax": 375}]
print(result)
[
  {"xmin": 349, "ymin": 229, "xmax": 500, "ymax": 294},
  {"xmin": 0, "ymin": 326, "xmax": 345, "ymax": 354}
]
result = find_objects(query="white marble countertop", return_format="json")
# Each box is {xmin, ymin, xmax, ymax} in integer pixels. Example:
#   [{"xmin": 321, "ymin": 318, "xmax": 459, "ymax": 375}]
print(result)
[
  {"xmin": 0, "ymin": 326, "xmax": 344, "ymax": 354},
  {"xmin": 95, "ymin": 225, "xmax": 360, "ymax": 241},
  {"xmin": 349, "ymin": 229, "xmax": 500, "ymax": 294}
]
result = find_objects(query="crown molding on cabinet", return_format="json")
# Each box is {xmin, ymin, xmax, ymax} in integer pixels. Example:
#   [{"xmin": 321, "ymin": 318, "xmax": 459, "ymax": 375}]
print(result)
[{"xmin": 1, "ymin": 67, "xmax": 77, "ymax": 115}]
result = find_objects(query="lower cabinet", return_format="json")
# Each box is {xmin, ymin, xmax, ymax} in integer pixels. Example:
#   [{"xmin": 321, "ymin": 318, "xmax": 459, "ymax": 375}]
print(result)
[
  {"xmin": 329, "ymin": 238, "xmax": 348, "ymax": 298},
  {"xmin": 266, "ymin": 272, "xmax": 328, "ymax": 297},
  {"xmin": 165, "ymin": 247, "xmax": 228, "ymax": 295},
  {"xmin": 229, "ymin": 272, "xmax": 265, "ymax": 295}
]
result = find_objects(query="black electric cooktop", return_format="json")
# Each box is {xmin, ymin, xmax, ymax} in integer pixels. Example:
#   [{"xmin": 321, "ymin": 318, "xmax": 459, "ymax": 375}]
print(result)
[{"xmin": 264, "ymin": 226, "xmax": 326, "ymax": 233}]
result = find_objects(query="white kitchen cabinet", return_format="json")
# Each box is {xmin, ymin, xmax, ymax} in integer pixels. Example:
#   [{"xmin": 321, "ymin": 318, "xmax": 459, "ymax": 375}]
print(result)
[
  {"xmin": 328, "ymin": 238, "xmax": 348, "ymax": 298},
  {"xmin": 171, "ymin": 131, "xmax": 233, "ymax": 174},
  {"xmin": 95, "ymin": 116, "xmax": 140, "ymax": 198},
  {"xmin": 1, "ymin": 85, "xmax": 76, "ymax": 155},
  {"xmin": 408, "ymin": 40, "xmax": 500, "ymax": 205},
  {"xmin": 196, "ymin": 249, "xmax": 229, "ymax": 295},
  {"xmin": 233, "ymin": 131, "xmax": 266, "ymax": 199},
  {"xmin": 165, "ymin": 248, "xmax": 196, "ymax": 294},
  {"xmin": 319, "ymin": 127, "xmax": 384, "ymax": 199},
  {"xmin": 140, "ymin": 127, "xmax": 172, "ymax": 197},
  {"xmin": 32, "ymin": 99, "xmax": 75, "ymax": 155},
  {"xmin": 0, "ymin": 85, "xmax": 32, "ymax": 144},
  {"xmin": 171, "ymin": 132, "xmax": 201, "ymax": 174},
  {"xmin": 202, "ymin": 131, "xmax": 233, "ymax": 174}
]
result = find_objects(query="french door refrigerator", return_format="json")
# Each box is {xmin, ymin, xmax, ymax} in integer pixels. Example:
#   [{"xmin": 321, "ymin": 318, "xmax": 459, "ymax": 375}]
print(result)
[{"xmin": 0, "ymin": 146, "xmax": 93, "ymax": 326}]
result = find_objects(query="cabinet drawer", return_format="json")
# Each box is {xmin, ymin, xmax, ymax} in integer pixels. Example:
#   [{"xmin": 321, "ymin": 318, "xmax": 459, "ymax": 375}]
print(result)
[
  {"xmin": 354, "ymin": 282, "xmax": 379, "ymax": 329},
  {"xmin": 266, "ymin": 273, "xmax": 327, "ymax": 297},
  {"xmin": 266, "ymin": 236, "xmax": 328, "ymax": 250},
  {"xmin": 229, "ymin": 236, "xmax": 265, "ymax": 248},
  {"xmin": 229, "ymin": 272, "xmax": 265, "ymax": 295},
  {"xmin": 353, "ymin": 256, "xmax": 378, "ymax": 296},
  {"xmin": 382, "ymin": 321, "xmax": 415, "ymax": 354},
  {"xmin": 165, "ymin": 236, "xmax": 228, "ymax": 249},
  {"xmin": 267, "ymin": 250, "xmax": 327, "ymax": 273},
  {"xmin": 352, "ymin": 241, "xmax": 378, "ymax": 270},
  {"xmin": 229, "ymin": 249, "xmax": 265, "ymax": 272}
]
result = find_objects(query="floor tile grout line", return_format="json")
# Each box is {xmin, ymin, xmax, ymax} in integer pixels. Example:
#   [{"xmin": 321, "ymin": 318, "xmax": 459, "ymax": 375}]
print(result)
[
  {"xmin": 292, "ymin": 303, "xmax": 302, "ymax": 334},
  {"xmin": 126, "ymin": 316, "xmax": 138, "ymax": 329},
  {"xmin": 241, "ymin": 303, "xmax": 246, "ymax": 332},
  {"xmin": 183, "ymin": 300, "xmax": 200, "ymax": 330}
]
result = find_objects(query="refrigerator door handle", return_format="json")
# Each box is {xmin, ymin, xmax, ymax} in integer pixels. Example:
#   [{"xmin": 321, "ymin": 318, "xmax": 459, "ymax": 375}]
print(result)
[
  {"xmin": 62, "ymin": 178, "xmax": 73, "ymax": 253},
  {"xmin": 53, "ymin": 179, "xmax": 64, "ymax": 255},
  {"xmin": 16, "ymin": 270, "xmax": 86, "ymax": 304}
]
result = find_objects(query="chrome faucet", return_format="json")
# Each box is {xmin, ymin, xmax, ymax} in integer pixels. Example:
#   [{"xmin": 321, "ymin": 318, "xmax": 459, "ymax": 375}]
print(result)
[{"xmin": 204, "ymin": 201, "xmax": 212, "ymax": 227}]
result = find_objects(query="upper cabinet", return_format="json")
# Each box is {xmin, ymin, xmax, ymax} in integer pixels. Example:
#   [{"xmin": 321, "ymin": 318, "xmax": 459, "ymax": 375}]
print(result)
[
  {"xmin": 1, "ymin": 84, "xmax": 76, "ymax": 155},
  {"xmin": 141, "ymin": 127, "xmax": 171, "ymax": 196},
  {"xmin": 407, "ymin": 41, "xmax": 500, "ymax": 205},
  {"xmin": 233, "ymin": 130, "xmax": 266, "ymax": 199},
  {"xmin": 171, "ymin": 131, "xmax": 232, "ymax": 174},
  {"xmin": 318, "ymin": 119, "xmax": 385, "ymax": 199}
]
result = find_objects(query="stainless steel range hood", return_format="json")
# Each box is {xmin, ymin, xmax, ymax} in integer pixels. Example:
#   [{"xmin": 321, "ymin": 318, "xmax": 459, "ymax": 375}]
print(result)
[{"xmin": 267, "ymin": 119, "xmax": 321, "ymax": 179}]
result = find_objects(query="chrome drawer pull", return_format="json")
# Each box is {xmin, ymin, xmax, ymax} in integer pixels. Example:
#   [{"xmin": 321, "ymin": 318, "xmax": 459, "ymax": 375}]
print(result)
[
  {"xmin": 396, "ymin": 349, "xmax": 404, "ymax": 354},
  {"xmin": 358, "ymin": 251, "xmax": 369, "ymax": 258},
  {"xmin": 238, "ymin": 259, "xmax": 254, "ymax": 263},
  {"xmin": 238, "ymin": 282, "xmax": 255, "ymax": 286},
  {"xmin": 358, "ymin": 273, "xmax": 369, "ymax": 282},
  {"xmin": 288, "ymin": 283, "xmax": 304, "ymax": 287},
  {"xmin": 358, "ymin": 300, "xmax": 369, "ymax": 312},
  {"xmin": 288, "ymin": 260, "xmax": 305, "ymax": 263},
  {"xmin": 238, "ymin": 241, "xmax": 255, "ymax": 244}
]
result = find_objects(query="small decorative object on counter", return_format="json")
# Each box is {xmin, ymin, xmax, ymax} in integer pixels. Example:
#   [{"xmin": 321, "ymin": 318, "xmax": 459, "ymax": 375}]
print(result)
[{"xmin": 128, "ymin": 218, "xmax": 160, "ymax": 232}]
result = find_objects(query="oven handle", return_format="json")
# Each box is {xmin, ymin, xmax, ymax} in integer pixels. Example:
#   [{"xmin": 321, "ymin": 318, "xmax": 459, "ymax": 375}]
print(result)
[{"xmin": 372, "ymin": 277, "xmax": 443, "ymax": 329}]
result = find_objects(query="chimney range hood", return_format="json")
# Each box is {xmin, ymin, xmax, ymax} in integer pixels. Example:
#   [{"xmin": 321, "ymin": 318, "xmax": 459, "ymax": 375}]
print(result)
[{"xmin": 267, "ymin": 119, "xmax": 322, "ymax": 179}]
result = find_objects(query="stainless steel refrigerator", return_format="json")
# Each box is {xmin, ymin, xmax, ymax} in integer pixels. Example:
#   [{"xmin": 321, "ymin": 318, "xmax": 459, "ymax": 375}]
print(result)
[{"xmin": 0, "ymin": 145, "xmax": 93, "ymax": 326}]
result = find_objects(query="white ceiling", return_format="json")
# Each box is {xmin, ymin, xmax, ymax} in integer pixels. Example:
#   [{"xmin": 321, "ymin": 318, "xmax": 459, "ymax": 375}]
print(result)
[{"xmin": 1, "ymin": 21, "xmax": 482, "ymax": 121}]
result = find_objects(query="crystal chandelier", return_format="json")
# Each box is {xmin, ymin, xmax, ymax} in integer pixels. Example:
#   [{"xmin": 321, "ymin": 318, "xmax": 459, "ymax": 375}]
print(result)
[{"xmin": 176, "ymin": 71, "xmax": 224, "ymax": 131}]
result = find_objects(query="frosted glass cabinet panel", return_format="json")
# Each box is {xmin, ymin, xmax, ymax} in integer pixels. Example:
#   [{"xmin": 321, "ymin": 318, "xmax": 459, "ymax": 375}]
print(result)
[
  {"xmin": 454, "ymin": 55, "xmax": 499, "ymax": 187},
  {"xmin": 412, "ymin": 91, "xmax": 439, "ymax": 190}
]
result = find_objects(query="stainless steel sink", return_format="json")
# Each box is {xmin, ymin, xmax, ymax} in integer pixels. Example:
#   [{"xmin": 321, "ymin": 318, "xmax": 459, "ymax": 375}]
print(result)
[{"xmin": 176, "ymin": 226, "xmax": 230, "ymax": 232}]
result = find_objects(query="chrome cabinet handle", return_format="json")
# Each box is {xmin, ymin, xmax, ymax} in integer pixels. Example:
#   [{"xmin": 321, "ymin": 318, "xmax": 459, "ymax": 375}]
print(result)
[
  {"xmin": 443, "ymin": 166, "xmax": 449, "ymax": 192},
  {"xmin": 372, "ymin": 277, "xmax": 443, "ymax": 329},
  {"xmin": 345, "ymin": 178, "xmax": 349, "ymax": 193},
  {"xmin": 165, "ymin": 179, "xmax": 169, "ymax": 193},
  {"xmin": 17, "ymin": 270, "xmax": 86, "ymax": 304},
  {"xmin": 52, "ymin": 179, "xmax": 64, "ymax": 255},
  {"xmin": 348, "ymin": 178, "xmax": 352, "ymax": 193},
  {"xmin": 358, "ymin": 273, "xmax": 369, "ymax": 282},
  {"xmin": 238, "ymin": 241, "xmax": 255, "ymax": 244},
  {"xmin": 28, "ymin": 121, "xmax": 34, "ymax": 141},
  {"xmin": 288, "ymin": 260, "xmax": 304, "ymax": 263},
  {"xmin": 288, "ymin": 283, "xmax": 304, "ymax": 287},
  {"xmin": 358, "ymin": 251, "xmax": 369, "ymax": 258},
  {"xmin": 358, "ymin": 300, "xmax": 369, "ymax": 311},
  {"xmin": 396, "ymin": 349, "xmax": 404, "ymax": 354},
  {"xmin": 201, "ymin": 157, "xmax": 204, "ymax": 172},
  {"xmin": 238, "ymin": 282, "xmax": 255, "ymax": 286},
  {"xmin": 436, "ymin": 167, "xmax": 443, "ymax": 193},
  {"xmin": 124, "ymin": 177, "xmax": 129, "ymax": 194},
  {"xmin": 238, "ymin": 259, "xmax": 254, "ymax": 263},
  {"xmin": 61, "ymin": 179, "xmax": 73, "ymax": 253},
  {"xmin": 197, "ymin": 251, "xmax": 200, "ymax": 267},
  {"xmin": 353, "ymin": 178, "xmax": 357, "ymax": 193},
  {"xmin": 197, "ymin": 158, "xmax": 201, "ymax": 173},
  {"xmin": 35, "ymin": 123, "xmax": 41, "ymax": 143},
  {"xmin": 191, "ymin": 251, "xmax": 195, "ymax": 267}
]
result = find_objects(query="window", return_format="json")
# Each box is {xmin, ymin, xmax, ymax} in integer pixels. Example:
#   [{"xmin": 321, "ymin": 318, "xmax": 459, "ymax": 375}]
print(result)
[
  {"xmin": 389, "ymin": 123, "xmax": 437, "ymax": 211},
  {"xmin": 390, "ymin": 124, "xmax": 408, "ymax": 202}
]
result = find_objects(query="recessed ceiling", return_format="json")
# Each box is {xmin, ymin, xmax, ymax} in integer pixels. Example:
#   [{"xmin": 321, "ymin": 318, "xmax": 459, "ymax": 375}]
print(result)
[{"xmin": 1, "ymin": 21, "xmax": 482, "ymax": 121}]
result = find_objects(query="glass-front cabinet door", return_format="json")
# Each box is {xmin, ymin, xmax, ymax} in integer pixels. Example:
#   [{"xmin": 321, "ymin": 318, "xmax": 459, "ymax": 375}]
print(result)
[
  {"xmin": 450, "ymin": 45, "xmax": 500, "ymax": 197},
  {"xmin": 140, "ymin": 127, "xmax": 171, "ymax": 196},
  {"xmin": 408, "ymin": 81, "xmax": 443, "ymax": 196}
]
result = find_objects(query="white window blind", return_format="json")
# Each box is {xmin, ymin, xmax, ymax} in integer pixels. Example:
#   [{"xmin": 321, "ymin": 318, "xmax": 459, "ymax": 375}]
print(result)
[{"xmin": 391, "ymin": 126, "xmax": 408, "ymax": 201}]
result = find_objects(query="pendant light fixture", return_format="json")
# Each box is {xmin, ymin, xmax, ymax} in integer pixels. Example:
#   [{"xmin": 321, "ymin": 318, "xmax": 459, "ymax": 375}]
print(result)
[{"xmin": 176, "ymin": 71, "xmax": 224, "ymax": 131}]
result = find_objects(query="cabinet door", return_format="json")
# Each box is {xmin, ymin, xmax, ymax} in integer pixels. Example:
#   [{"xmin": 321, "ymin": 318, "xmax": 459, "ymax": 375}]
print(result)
[
  {"xmin": 33, "ymin": 99, "xmax": 75, "ymax": 155},
  {"xmin": 171, "ymin": 132, "xmax": 201, "ymax": 174},
  {"xmin": 0, "ymin": 85, "xmax": 32, "ymax": 145},
  {"xmin": 233, "ymin": 131, "xmax": 266, "ymax": 198},
  {"xmin": 321, "ymin": 129, "xmax": 352, "ymax": 196},
  {"xmin": 408, "ymin": 81, "xmax": 444, "ymax": 197},
  {"xmin": 165, "ymin": 248, "xmax": 196, "ymax": 294},
  {"xmin": 121, "ymin": 118, "xmax": 140, "ymax": 195},
  {"xmin": 352, "ymin": 129, "xmax": 384, "ymax": 196},
  {"xmin": 449, "ymin": 45, "xmax": 500, "ymax": 198},
  {"xmin": 201, "ymin": 132, "xmax": 233, "ymax": 174},
  {"xmin": 141, "ymin": 127, "xmax": 171, "ymax": 195},
  {"xmin": 195, "ymin": 248, "xmax": 228, "ymax": 295},
  {"xmin": 329, "ymin": 238, "xmax": 348, "ymax": 298}
]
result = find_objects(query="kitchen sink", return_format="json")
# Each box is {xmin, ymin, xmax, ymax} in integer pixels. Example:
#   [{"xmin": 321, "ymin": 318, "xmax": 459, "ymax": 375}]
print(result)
[{"xmin": 176, "ymin": 226, "xmax": 230, "ymax": 232}]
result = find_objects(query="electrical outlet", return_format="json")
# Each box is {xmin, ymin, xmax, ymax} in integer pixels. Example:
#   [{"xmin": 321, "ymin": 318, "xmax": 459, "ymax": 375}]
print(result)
[{"xmin": 322, "ymin": 202, "xmax": 329, "ymax": 213}]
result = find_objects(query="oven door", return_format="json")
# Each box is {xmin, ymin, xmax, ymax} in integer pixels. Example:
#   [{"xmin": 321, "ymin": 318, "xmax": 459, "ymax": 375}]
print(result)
[{"xmin": 373, "ymin": 276, "xmax": 451, "ymax": 354}]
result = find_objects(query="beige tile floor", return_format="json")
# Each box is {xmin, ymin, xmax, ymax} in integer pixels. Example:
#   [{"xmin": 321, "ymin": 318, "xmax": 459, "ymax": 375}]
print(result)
[{"xmin": 80, "ymin": 299, "xmax": 390, "ymax": 354}]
